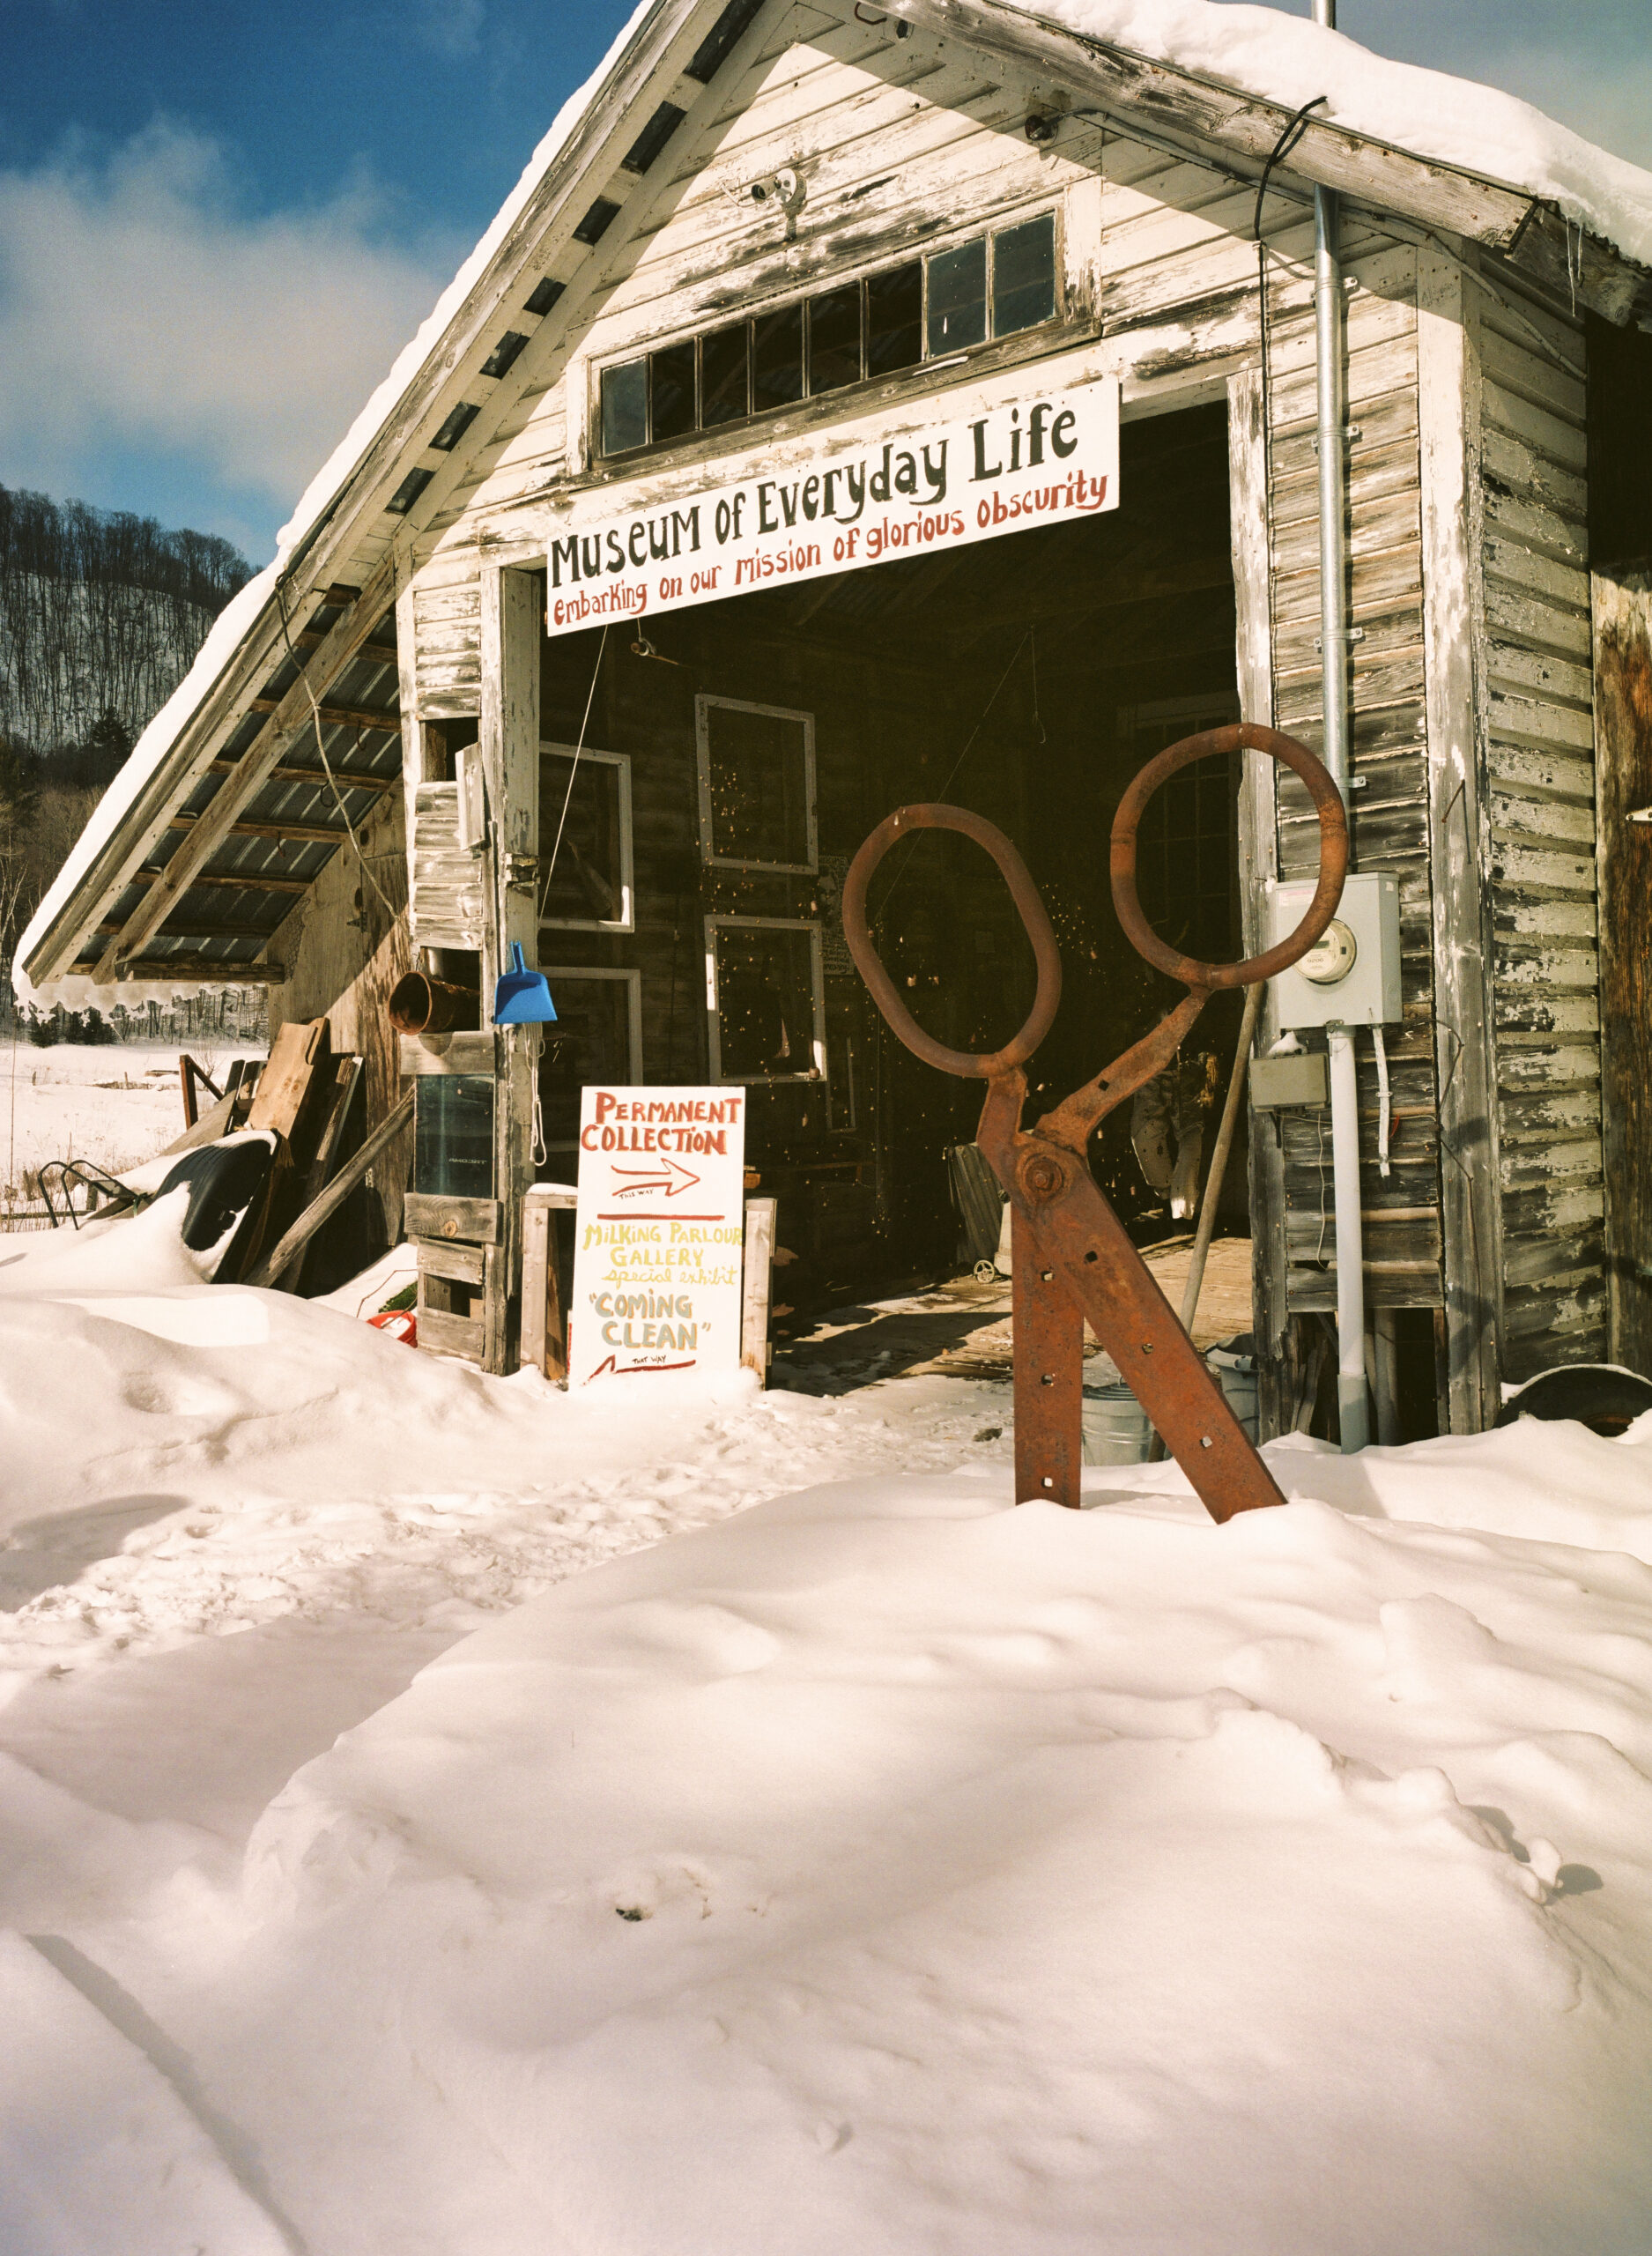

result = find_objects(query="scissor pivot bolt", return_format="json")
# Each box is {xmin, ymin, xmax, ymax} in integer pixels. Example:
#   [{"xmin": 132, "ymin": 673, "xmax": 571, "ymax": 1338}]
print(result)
[
  {"xmin": 1019, "ymin": 1151, "xmax": 1066, "ymax": 1202},
  {"xmin": 1200, "ymin": 1436, "xmax": 1213, "ymax": 1449}
]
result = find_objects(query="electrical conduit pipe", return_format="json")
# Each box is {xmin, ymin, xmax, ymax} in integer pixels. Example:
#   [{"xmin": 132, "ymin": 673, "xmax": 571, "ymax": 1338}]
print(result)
[{"xmin": 1312, "ymin": 0, "xmax": 1370, "ymax": 1451}]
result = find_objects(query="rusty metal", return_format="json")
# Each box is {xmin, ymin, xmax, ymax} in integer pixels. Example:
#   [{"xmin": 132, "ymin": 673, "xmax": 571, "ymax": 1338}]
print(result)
[{"xmin": 842, "ymin": 723, "xmax": 1349, "ymax": 1524}]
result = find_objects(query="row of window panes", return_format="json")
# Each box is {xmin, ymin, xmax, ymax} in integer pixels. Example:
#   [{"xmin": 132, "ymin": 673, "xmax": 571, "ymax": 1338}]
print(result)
[{"xmin": 598, "ymin": 212, "xmax": 1057, "ymax": 458}]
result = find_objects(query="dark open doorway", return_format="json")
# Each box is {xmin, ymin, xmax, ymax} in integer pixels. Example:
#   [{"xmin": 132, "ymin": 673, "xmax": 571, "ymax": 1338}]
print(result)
[{"xmin": 538, "ymin": 397, "xmax": 1242, "ymax": 1303}]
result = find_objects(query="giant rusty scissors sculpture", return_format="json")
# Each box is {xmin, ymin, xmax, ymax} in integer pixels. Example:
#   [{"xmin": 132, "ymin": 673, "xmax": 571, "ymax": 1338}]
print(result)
[{"xmin": 842, "ymin": 724, "xmax": 1348, "ymax": 1524}]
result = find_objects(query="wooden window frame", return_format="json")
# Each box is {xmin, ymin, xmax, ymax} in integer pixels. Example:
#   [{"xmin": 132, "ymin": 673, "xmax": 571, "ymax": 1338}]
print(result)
[
  {"xmin": 585, "ymin": 204, "xmax": 1064, "ymax": 464},
  {"xmin": 537, "ymin": 740, "xmax": 635, "ymax": 933},
  {"xmin": 537, "ymin": 964, "xmax": 644, "ymax": 1153},
  {"xmin": 695, "ymin": 694, "xmax": 818, "ymax": 875},
  {"xmin": 704, "ymin": 914, "xmax": 826, "ymax": 1086}
]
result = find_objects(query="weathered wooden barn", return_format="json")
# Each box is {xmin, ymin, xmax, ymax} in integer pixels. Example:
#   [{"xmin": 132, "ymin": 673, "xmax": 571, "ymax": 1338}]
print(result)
[{"xmin": 18, "ymin": 0, "xmax": 1652, "ymax": 1436}]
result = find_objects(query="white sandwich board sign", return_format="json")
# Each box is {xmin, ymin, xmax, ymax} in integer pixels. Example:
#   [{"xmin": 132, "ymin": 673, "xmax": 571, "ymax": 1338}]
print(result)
[{"xmin": 568, "ymin": 1086, "xmax": 747, "ymax": 1384}]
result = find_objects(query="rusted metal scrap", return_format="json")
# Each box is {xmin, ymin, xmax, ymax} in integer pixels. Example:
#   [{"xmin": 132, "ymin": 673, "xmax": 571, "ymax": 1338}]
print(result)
[{"xmin": 841, "ymin": 724, "xmax": 1347, "ymax": 1524}]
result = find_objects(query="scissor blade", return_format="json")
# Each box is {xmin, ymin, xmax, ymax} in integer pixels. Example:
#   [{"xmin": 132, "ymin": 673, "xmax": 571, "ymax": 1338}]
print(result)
[{"xmin": 1012, "ymin": 1212, "xmax": 1085, "ymax": 1509}]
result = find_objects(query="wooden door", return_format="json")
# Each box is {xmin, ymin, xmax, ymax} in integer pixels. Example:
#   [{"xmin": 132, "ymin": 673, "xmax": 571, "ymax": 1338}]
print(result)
[{"xmin": 1594, "ymin": 567, "xmax": 1652, "ymax": 1370}]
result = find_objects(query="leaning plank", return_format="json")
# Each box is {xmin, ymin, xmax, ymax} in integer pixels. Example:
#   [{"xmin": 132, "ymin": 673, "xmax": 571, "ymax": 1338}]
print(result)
[
  {"xmin": 247, "ymin": 1019, "xmax": 328, "ymax": 1141},
  {"xmin": 741, "ymin": 1198, "xmax": 777, "ymax": 1384},
  {"xmin": 246, "ymin": 1092, "xmax": 415, "ymax": 1289},
  {"xmin": 273, "ymin": 1056, "xmax": 365, "ymax": 1296}
]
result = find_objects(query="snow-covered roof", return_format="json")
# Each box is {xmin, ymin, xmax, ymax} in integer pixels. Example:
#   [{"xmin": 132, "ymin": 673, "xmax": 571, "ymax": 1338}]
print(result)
[
  {"xmin": 1026, "ymin": 0, "xmax": 1652, "ymax": 271},
  {"xmin": 18, "ymin": 0, "xmax": 1652, "ymax": 999}
]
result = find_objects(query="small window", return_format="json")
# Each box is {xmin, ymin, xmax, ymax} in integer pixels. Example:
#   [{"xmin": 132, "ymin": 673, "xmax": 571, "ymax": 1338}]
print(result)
[
  {"xmin": 622, "ymin": 101, "xmax": 685, "ymax": 175},
  {"xmin": 600, "ymin": 359, "xmax": 648, "ymax": 456},
  {"xmin": 752, "ymin": 302, "xmax": 804, "ymax": 413},
  {"xmin": 480, "ymin": 330, "xmax": 529, "ymax": 379},
  {"xmin": 696, "ymin": 695, "xmax": 817, "ymax": 874},
  {"xmin": 386, "ymin": 466, "xmax": 434, "ymax": 516},
  {"xmin": 431, "ymin": 402, "xmax": 479, "ymax": 451},
  {"xmin": 927, "ymin": 237, "xmax": 987, "ymax": 354},
  {"xmin": 538, "ymin": 744, "xmax": 633, "ymax": 932},
  {"xmin": 706, "ymin": 917, "xmax": 825, "ymax": 1084},
  {"xmin": 993, "ymin": 213, "xmax": 1056, "ymax": 337},
  {"xmin": 573, "ymin": 197, "xmax": 621, "ymax": 246},
  {"xmin": 650, "ymin": 340, "xmax": 697, "ymax": 444},
  {"xmin": 702, "ymin": 323, "xmax": 751, "ymax": 426},
  {"xmin": 414, "ymin": 1076, "xmax": 493, "ymax": 1198},
  {"xmin": 537, "ymin": 969, "xmax": 641, "ymax": 1154},
  {"xmin": 685, "ymin": 0, "xmax": 764, "ymax": 85},
  {"xmin": 866, "ymin": 263, "xmax": 922, "ymax": 375},
  {"xmin": 808, "ymin": 285, "xmax": 863, "ymax": 394}
]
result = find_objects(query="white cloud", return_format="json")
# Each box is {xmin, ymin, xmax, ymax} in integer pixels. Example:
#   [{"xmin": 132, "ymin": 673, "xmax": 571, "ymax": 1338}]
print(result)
[
  {"xmin": 0, "ymin": 122, "xmax": 456, "ymax": 536},
  {"xmin": 410, "ymin": 0, "xmax": 487, "ymax": 60}
]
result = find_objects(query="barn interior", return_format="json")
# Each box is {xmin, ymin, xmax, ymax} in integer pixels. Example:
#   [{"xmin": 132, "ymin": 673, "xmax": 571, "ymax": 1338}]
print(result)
[{"xmin": 529, "ymin": 398, "xmax": 1248, "ymax": 1305}]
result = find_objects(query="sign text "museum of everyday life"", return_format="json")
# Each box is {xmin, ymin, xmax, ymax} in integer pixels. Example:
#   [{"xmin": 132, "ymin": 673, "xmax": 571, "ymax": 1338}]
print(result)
[{"xmin": 544, "ymin": 360, "xmax": 1120, "ymax": 634}]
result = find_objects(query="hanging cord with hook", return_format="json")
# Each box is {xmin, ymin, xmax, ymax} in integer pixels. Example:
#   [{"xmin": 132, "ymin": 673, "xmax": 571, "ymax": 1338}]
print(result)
[
  {"xmin": 530, "ymin": 1024, "xmax": 548, "ymax": 1166},
  {"xmin": 274, "ymin": 578, "xmax": 398, "ymax": 922},
  {"xmin": 537, "ymin": 623, "xmax": 611, "ymax": 923}
]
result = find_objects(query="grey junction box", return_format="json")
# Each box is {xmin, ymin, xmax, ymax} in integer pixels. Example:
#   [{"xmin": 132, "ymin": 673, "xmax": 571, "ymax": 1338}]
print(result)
[
  {"xmin": 1249, "ymin": 1050, "xmax": 1330, "ymax": 1109},
  {"xmin": 1263, "ymin": 873, "xmax": 1403, "ymax": 1030}
]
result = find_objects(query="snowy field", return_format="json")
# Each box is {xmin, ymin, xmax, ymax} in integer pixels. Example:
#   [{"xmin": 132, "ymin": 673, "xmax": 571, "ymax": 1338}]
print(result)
[
  {"xmin": 1, "ymin": 1196, "xmax": 1650, "ymax": 2253},
  {"xmin": 0, "ymin": 1041, "xmax": 240, "ymax": 1210}
]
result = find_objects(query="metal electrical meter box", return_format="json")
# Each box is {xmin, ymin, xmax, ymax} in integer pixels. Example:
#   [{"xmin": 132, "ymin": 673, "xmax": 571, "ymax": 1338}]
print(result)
[{"xmin": 1263, "ymin": 872, "xmax": 1402, "ymax": 1029}]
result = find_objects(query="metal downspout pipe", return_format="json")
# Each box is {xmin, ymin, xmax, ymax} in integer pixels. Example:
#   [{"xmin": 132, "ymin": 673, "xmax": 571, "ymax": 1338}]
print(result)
[{"xmin": 1311, "ymin": 0, "xmax": 1370, "ymax": 1450}]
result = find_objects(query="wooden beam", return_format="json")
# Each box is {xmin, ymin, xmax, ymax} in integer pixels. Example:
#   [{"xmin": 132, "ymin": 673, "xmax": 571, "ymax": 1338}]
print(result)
[
  {"xmin": 483, "ymin": 564, "xmax": 544, "ymax": 1375},
  {"xmin": 132, "ymin": 866, "xmax": 312, "ymax": 897},
  {"xmin": 209, "ymin": 758, "xmax": 396, "ymax": 795},
  {"xmin": 91, "ymin": 555, "xmax": 396, "ymax": 981},
  {"xmin": 105, "ymin": 955, "xmax": 288, "ymax": 984},
  {"xmin": 296, "ymin": 633, "xmax": 399, "ymax": 666},
  {"xmin": 97, "ymin": 916, "xmax": 282, "ymax": 943},
  {"xmin": 245, "ymin": 1089, "xmax": 415, "ymax": 1289},
  {"xmin": 247, "ymin": 696, "xmax": 400, "ymax": 732},
  {"xmin": 166, "ymin": 810, "xmax": 349, "ymax": 847}
]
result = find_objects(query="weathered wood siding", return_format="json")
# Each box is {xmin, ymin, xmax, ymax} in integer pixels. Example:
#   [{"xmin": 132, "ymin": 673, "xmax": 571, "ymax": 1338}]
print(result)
[
  {"xmin": 1256, "ymin": 243, "xmax": 1448, "ymax": 1328},
  {"xmin": 1477, "ymin": 274, "xmax": 1605, "ymax": 1380}
]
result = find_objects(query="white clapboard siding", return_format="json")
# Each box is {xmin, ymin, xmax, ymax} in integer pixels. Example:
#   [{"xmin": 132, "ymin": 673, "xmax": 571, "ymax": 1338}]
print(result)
[{"xmin": 411, "ymin": 782, "xmax": 487, "ymax": 947}]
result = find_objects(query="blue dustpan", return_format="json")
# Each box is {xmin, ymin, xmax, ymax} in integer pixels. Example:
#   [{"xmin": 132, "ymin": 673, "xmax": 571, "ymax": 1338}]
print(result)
[{"xmin": 493, "ymin": 942, "xmax": 558, "ymax": 1026}]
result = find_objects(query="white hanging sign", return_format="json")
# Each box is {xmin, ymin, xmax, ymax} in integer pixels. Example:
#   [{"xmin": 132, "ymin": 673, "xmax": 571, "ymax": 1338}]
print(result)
[
  {"xmin": 544, "ymin": 358, "xmax": 1120, "ymax": 637},
  {"xmin": 568, "ymin": 1085, "xmax": 747, "ymax": 1384}
]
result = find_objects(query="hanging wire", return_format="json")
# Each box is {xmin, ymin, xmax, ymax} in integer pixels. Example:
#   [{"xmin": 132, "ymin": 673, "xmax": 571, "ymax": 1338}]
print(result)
[
  {"xmin": 870, "ymin": 628, "xmax": 1033, "ymax": 928},
  {"xmin": 274, "ymin": 578, "xmax": 397, "ymax": 921},
  {"xmin": 537, "ymin": 622, "xmax": 611, "ymax": 922}
]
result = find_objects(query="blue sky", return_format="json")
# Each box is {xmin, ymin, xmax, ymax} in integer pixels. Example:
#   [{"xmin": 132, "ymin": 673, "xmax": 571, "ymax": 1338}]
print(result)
[{"xmin": 2, "ymin": 0, "xmax": 1643, "ymax": 566}]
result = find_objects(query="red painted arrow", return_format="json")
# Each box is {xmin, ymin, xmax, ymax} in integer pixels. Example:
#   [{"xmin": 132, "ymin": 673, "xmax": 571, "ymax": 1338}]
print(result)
[{"xmin": 610, "ymin": 1154, "xmax": 702, "ymax": 1198}]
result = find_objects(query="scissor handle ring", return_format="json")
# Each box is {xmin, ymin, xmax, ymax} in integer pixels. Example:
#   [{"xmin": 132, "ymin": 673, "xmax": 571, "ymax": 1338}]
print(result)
[
  {"xmin": 1111, "ymin": 724, "xmax": 1348, "ymax": 990},
  {"xmin": 841, "ymin": 802, "xmax": 1063, "ymax": 1080}
]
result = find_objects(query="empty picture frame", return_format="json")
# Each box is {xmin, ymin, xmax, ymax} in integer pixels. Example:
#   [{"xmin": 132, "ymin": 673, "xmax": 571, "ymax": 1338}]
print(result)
[
  {"xmin": 705, "ymin": 916, "xmax": 826, "ymax": 1084},
  {"xmin": 538, "ymin": 742, "xmax": 634, "ymax": 931},
  {"xmin": 536, "ymin": 966, "xmax": 643, "ymax": 1151},
  {"xmin": 696, "ymin": 695, "xmax": 817, "ymax": 874}
]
